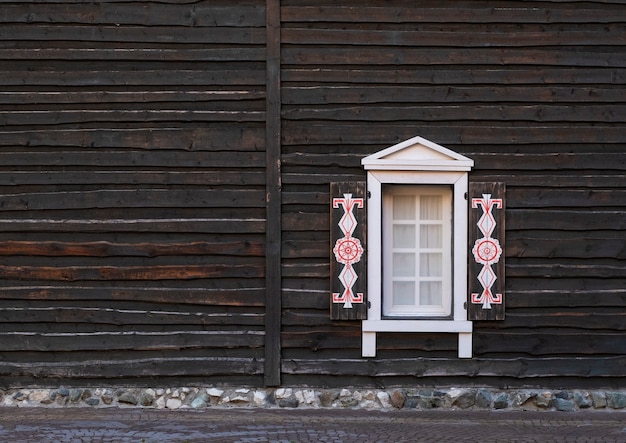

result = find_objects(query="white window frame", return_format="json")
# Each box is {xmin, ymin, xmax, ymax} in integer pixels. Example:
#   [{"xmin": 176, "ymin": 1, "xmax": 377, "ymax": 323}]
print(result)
[
  {"xmin": 361, "ymin": 136, "xmax": 474, "ymax": 359},
  {"xmin": 382, "ymin": 185, "xmax": 453, "ymax": 318}
]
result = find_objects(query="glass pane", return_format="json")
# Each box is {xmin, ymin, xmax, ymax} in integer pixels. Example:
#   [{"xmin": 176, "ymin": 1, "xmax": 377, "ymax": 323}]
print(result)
[
  {"xmin": 420, "ymin": 282, "xmax": 442, "ymax": 306},
  {"xmin": 420, "ymin": 195, "xmax": 442, "ymax": 220},
  {"xmin": 393, "ymin": 253, "xmax": 415, "ymax": 277},
  {"xmin": 393, "ymin": 195, "xmax": 415, "ymax": 220},
  {"xmin": 420, "ymin": 253, "xmax": 442, "ymax": 277},
  {"xmin": 393, "ymin": 281, "xmax": 415, "ymax": 306},
  {"xmin": 420, "ymin": 225, "xmax": 442, "ymax": 248},
  {"xmin": 393, "ymin": 224, "xmax": 415, "ymax": 248}
]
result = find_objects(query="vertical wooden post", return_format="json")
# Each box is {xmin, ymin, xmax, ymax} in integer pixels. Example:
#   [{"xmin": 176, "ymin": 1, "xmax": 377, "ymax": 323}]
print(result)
[{"xmin": 264, "ymin": 0, "xmax": 282, "ymax": 386}]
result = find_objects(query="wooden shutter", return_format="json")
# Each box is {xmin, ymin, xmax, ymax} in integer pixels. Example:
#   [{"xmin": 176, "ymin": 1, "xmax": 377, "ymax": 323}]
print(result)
[
  {"xmin": 468, "ymin": 182, "xmax": 506, "ymax": 321},
  {"xmin": 330, "ymin": 182, "xmax": 367, "ymax": 320}
]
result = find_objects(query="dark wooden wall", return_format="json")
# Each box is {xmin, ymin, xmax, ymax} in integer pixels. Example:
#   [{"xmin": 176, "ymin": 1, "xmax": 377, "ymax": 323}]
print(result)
[
  {"xmin": 1, "ymin": 0, "xmax": 625, "ymax": 388},
  {"xmin": 279, "ymin": 0, "xmax": 626, "ymax": 388},
  {"xmin": 0, "ymin": 0, "xmax": 268, "ymax": 386}
]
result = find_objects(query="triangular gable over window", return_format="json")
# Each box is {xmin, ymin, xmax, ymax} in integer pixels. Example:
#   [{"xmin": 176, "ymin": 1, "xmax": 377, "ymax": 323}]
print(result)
[{"xmin": 362, "ymin": 136, "xmax": 473, "ymax": 171}]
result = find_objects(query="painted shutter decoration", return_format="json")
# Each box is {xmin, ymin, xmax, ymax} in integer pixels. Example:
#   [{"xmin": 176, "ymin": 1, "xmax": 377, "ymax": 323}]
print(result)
[
  {"xmin": 330, "ymin": 182, "xmax": 367, "ymax": 320},
  {"xmin": 468, "ymin": 182, "xmax": 506, "ymax": 321}
]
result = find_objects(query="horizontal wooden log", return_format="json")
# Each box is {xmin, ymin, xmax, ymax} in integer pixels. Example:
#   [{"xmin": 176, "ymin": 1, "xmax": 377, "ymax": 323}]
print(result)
[
  {"xmin": 477, "ymin": 311, "xmax": 626, "ymax": 331},
  {"xmin": 282, "ymin": 67, "xmax": 626, "ymax": 85},
  {"xmin": 471, "ymin": 174, "xmax": 626, "ymax": 188},
  {"xmin": 0, "ymin": 47, "xmax": 266, "ymax": 62},
  {"xmin": 1, "ymin": 286, "xmax": 266, "ymax": 307},
  {"xmin": 282, "ymin": 240, "xmax": 327, "ymax": 259},
  {"xmin": 506, "ymin": 290, "xmax": 626, "ymax": 308},
  {"xmin": 0, "ymin": 240, "xmax": 264, "ymax": 257},
  {"xmin": 0, "ymin": 109, "xmax": 265, "ymax": 125},
  {"xmin": 282, "ymin": 262, "xmax": 328, "ymax": 278},
  {"xmin": 283, "ymin": 86, "xmax": 626, "ymax": 105},
  {"xmin": 0, "ymin": 67, "xmax": 266, "ymax": 86},
  {"xmin": 283, "ymin": 47, "xmax": 626, "ymax": 68},
  {"xmin": 508, "ymin": 210, "xmax": 626, "ymax": 230},
  {"xmin": 506, "ymin": 263, "xmax": 625, "ymax": 278},
  {"xmin": 507, "ymin": 232, "xmax": 626, "ymax": 259},
  {"xmin": 282, "ymin": 173, "xmax": 365, "ymax": 185},
  {"xmin": 282, "ymin": 289, "xmax": 328, "ymax": 310},
  {"xmin": 282, "ymin": 123, "xmax": 626, "ymax": 145},
  {"xmin": 0, "ymin": 306, "xmax": 264, "ymax": 327},
  {"xmin": 0, "ymin": 151, "xmax": 265, "ymax": 168},
  {"xmin": 0, "ymin": 330, "xmax": 264, "ymax": 352},
  {"xmin": 281, "ymin": 356, "xmax": 626, "ymax": 378},
  {"xmin": 0, "ymin": 171, "xmax": 266, "ymax": 186},
  {"xmin": 4, "ymin": 25, "xmax": 266, "ymax": 44},
  {"xmin": 283, "ymin": 104, "xmax": 626, "ymax": 123},
  {"xmin": 0, "ymin": 264, "xmax": 264, "ymax": 281},
  {"xmin": 0, "ymin": 4, "xmax": 265, "ymax": 27},
  {"xmin": 0, "ymin": 189, "xmax": 265, "ymax": 211},
  {"xmin": 0, "ymin": 126, "xmax": 265, "ymax": 150},
  {"xmin": 0, "ymin": 357, "xmax": 264, "ymax": 379},
  {"xmin": 0, "ymin": 89, "xmax": 265, "ymax": 105},
  {"xmin": 282, "ymin": 6, "xmax": 624, "ymax": 24},
  {"xmin": 0, "ymin": 218, "xmax": 266, "ymax": 234},
  {"xmin": 474, "ymin": 332, "xmax": 626, "ymax": 356},
  {"xmin": 282, "ymin": 25, "xmax": 626, "ymax": 47}
]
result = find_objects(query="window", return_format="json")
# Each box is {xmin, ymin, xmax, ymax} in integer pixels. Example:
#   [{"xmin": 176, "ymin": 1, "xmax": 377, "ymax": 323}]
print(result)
[
  {"xmin": 383, "ymin": 185, "xmax": 452, "ymax": 318},
  {"xmin": 360, "ymin": 136, "xmax": 474, "ymax": 359}
]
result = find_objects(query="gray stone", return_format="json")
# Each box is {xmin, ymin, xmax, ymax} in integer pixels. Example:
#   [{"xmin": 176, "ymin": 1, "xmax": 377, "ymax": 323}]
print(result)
[
  {"xmin": 318, "ymin": 390, "xmax": 337, "ymax": 407},
  {"xmin": 555, "ymin": 391, "xmax": 570, "ymax": 400},
  {"xmin": 452, "ymin": 390, "xmax": 476, "ymax": 409},
  {"xmin": 535, "ymin": 392, "xmax": 552, "ymax": 408},
  {"xmin": 339, "ymin": 397, "xmax": 359, "ymax": 408},
  {"xmin": 278, "ymin": 398, "xmax": 299, "ymax": 408},
  {"xmin": 81, "ymin": 390, "xmax": 92, "ymax": 401},
  {"xmin": 390, "ymin": 390, "xmax": 406, "ymax": 409},
  {"xmin": 555, "ymin": 398, "xmax": 575, "ymax": 412},
  {"xmin": 419, "ymin": 395, "xmax": 442, "ymax": 409},
  {"xmin": 591, "ymin": 391, "xmax": 607, "ymax": 408},
  {"xmin": 606, "ymin": 392, "xmax": 626, "ymax": 409},
  {"xmin": 512, "ymin": 391, "xmax": 535, "ymax": 408},
  {"xmin": 573, "ymin": 391, "xmax": 592, "ymax": 409},
  {"xmin": 69, "ymin": 389, "xmax": 83, "ymax": 403},
  {"xmin": 493, "ymin": 393, "xmax": 509, "ymax": 410},
  {"xmin": 404, "ymin": 397, "xmax": 419, "ymax": 409},
  {"xmin": 475, "ymin": 389, "xmax": 492, "ymax": 409},
  {"xmin": 118, "ymin": 391, "xmax": 139, "ymax": 405},
  {"xmin": 57, "ymin": 387, "xmax": 69, "ymax": 397},
  {"xmin": 191, "ymin": 393, "xmax": 209, "ymax": 409},
  {"xmin": 101, "ymin": 393, "xmax": 114, "ymax": 405},
  {"xmin": 12, "ymin": 391, "xmax": 26, "ymax": 401},
  {"xmin": 139, "ymin": 392, "xmax": 155, "ymax": 407},
  {"xmin": 85, "ymin": 398, "xmax": 100, "ymax": 406}
]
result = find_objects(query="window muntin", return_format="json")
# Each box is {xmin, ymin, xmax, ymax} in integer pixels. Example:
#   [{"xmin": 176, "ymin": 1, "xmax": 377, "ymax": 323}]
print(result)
[{"xmin": 382, "ymin": 185, "xmax": 452, "ymax": 317}]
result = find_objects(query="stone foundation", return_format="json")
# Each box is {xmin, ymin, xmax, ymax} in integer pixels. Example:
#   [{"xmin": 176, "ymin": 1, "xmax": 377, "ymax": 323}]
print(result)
[{"xmin": 2, "ymin": 387, "xmax": 626, "ymax": 412}]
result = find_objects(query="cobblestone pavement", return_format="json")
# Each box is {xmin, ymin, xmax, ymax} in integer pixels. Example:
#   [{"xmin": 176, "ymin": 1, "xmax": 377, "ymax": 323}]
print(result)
[{"xmin": 0, "ymin": 407, "xmax": 624, "ymax": 443}]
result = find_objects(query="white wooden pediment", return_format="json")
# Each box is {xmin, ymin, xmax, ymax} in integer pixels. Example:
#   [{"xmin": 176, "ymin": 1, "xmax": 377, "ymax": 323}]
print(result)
[{"xmin": 361, "ymin": 136, "xmax": 474, "ymax": 171}]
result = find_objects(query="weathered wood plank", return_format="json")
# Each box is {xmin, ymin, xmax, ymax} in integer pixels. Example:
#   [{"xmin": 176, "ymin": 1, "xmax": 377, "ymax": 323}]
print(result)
[
  {"xmin": 508, "ymin": 210, "xmax": 626, "ymax": 230},
  {"xmin": 0, "ymin": 4, "xmax": 266, "ymax": 27},
  {"xmin": 283, "ymin": 104, "xmax": 626, "ymax": 123},
  {"xmin": 0, "ymin": 331, "xmax": 264, "ymax": 352},
  {"xmin": 0, "ymin": 190, "xmax": 265, "ymax": 211},
  {"xmin": 0, "ymin": 47, "xmax": 266, "ymax": 62},
  {"xmin": 507, "ymin": 232, "xmax": 626, "ymax": 259},
  {"xmin": 506, "ymin": 290, "xmax": 626, "ymax": 308},
  {"xmin": 0, "ymin": 241, "xmax": 264, "ymax": 257},
  {"xmin": 0, "ymin": 171, "xmax": 266, "ymax": 186},
  {"xmin": 2, "ymin": 25, "xmax": 266, "ymax": 44},
  {"xmin": 282, "ymin": 47, "xmax": 626, "ymax": 67},
  {"xmin": 0, "ymin": 264, "xmax": 264, "ymax": 281},
  {"xmin": 282, "ymin": 26, "xmax": 626, "ymax": 47},
  {"xmin": 282, "ymin": 67, "xmax": 626, "ymax": 85},
  {"xmin": 0, "ymin": 307, "xmax": 265, "ymax": 327},
  {"xmin": 0, "ymin": 151, "xmax": 266, "ymax": 167},
  {"xmin": 282, "ymin": 6, "xmax": 626, "ymax": 24},
  {"xmin": 474, "ymin": 332, "xmax": 626, "ymax": 356},
  {"xmin": 0, "ymin": 127, "xmax": 265, "ymax": 150},
  {"xmin": 281, "ymin": 356, "xmax": 626, "ymax": 378},
  {"xmin": 477, "ymin": 311, "xmax": 626, "ymax": 330},
  {"xmin": 0, "ymin": 287, "xmax": 266, "ymax": 307},
  {"xmin": 283, "ymin": 86, "xmax": 626, "ymax": 105},
  {"xmin": 0, "ymin": 218, "xmax": 266, "ymax": 234},
  {"xmin": 0, "ymin": 357, "xmax": 264, "ymax": 379}
]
